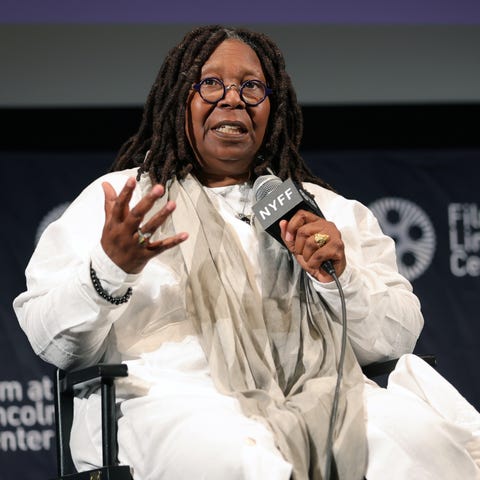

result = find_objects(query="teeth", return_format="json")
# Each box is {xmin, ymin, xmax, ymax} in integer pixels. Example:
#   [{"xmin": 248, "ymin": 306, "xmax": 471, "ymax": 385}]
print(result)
[{"xmin": 216, "ymin": 125, "xmax": 243, "ymax": 134}]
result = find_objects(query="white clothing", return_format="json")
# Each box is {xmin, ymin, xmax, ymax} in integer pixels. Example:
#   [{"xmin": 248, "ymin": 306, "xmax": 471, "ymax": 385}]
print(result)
[
  {"xmin": 71, "ymin": 337, "xmax": 293, "ymax": 480},
  {"xmin": 14, "ymin": 168, "xmax": 480, "ymax": 479},
  {"xmin": 365, "ymin": 354, "xmax": 480, "ymax": 479},
  {"xmin": 14, "ymin": 168, "xmax": 422, "ymax": 370}
]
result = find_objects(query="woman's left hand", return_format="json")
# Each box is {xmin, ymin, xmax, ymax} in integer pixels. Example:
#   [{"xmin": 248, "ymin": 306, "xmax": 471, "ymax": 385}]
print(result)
[{"xmin": 279, "ymin": 210, "xmax": 346, "ymax": 282}]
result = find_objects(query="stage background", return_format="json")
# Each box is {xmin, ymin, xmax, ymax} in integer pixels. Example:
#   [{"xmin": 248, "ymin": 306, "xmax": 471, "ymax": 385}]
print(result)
[
  {"xmin": 1, "ymin": 6, "xmax": 480, "ymax": 478},
  {"xmin": 1, "ymin": 106, "xmax": 479, "ymax": 478}
]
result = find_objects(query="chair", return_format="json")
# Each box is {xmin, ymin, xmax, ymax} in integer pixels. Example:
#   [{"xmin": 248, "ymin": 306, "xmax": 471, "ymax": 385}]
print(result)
[
  {"xmin": 52, "ymin": 363, "xmax": 133, "ymax": 480},
  {"xmin": 52, "ymin": 355, "xmax": 436, "ymax": 480},
  {"xmin": 361, "ymin": 353, "xmax": 437, "ymax": 379}
]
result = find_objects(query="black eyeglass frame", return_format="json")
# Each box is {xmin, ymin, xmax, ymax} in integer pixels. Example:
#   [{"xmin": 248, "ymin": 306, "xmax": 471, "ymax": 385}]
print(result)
[{"xmin": 192, "ymin": 77, "xmax": 273, "ymax": 106}]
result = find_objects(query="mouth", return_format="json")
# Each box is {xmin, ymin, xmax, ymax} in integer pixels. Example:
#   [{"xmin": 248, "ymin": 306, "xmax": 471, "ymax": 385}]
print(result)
[{"xmin": 212, "ymin": 121, "xmax": 248, "ymax": 136}]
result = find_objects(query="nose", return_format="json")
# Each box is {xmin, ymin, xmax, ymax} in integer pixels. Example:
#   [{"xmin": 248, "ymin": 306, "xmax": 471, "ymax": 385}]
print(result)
[{"xmin": 220, "ymin": 84, "xmax": 244, "ymax": 108}]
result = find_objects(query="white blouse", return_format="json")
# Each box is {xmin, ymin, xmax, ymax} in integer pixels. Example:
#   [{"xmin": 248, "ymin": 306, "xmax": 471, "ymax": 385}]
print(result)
[{"xmin": 13, "ymin": 168, "xmax": 423, "ymax": 376}]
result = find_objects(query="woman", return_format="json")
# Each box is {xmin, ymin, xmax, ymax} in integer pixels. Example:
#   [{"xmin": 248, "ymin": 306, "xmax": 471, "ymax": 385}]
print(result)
[{"xmin": 14, "ymin": 25, "xmax": 480, "ymax": 480}]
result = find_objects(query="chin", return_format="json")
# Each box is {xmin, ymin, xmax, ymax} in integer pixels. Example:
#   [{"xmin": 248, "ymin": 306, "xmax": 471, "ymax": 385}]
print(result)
[{"xmin": 217, "ymin": 149, "xmax": 256, "ymax": 163}]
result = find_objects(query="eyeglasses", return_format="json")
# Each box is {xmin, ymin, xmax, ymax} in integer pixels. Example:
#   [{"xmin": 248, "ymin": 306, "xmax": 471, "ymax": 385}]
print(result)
[{"xmin": 192, "ymin": 77, "xmax": 272, "ymax": 106}]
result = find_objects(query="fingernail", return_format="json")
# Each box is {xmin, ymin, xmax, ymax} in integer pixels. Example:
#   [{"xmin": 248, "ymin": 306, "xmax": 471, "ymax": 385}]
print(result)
[
  {"xmin": 286, "ymin": 231, "xmax": 294, "ymax": 242},
  {"xmin": 165, "ymin": 201, "xmax": 176, "ymax": 211},
  {"xmin": 151, "ymin": 185, "xmax": 163, "ymax": 196}
]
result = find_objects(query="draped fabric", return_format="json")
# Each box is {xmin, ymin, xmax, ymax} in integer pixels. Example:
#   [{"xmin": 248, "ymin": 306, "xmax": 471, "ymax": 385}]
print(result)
[{"xmin": 141, "ymin": 173, "xmax": 367, "ymax": 479}]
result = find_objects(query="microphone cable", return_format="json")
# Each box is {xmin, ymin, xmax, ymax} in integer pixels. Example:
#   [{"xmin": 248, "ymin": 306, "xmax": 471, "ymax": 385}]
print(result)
[{"xmin": 321, "ymin": 262, "xmax": 348, "ymax": 480}]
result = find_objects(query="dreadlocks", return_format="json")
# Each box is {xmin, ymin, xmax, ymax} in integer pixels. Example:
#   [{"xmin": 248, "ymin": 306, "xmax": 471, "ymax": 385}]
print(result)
[{"xmin": 111, "ymin": 25, "xmax": 330, "ymax": 189}]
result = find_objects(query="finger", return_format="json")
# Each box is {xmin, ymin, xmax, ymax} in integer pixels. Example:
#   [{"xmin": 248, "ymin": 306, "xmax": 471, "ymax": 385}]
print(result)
[
  {"xmin": 300, "ymin": 232, "xmax": 325, "ymax": 263},
  {"xmin": 142, "ymin": 232, "xmax": 189, "ymax": 253},
  {"xmin": 139, "ymin": 200, "xmax": 176, "ymax": 235},
  {"xmin": 279, "ymin": 220, "xmax": 294, "ymax": 250},
  {"xmin": 293, "ymin": 217, "xmax": 327, "ymax": 258},
  {"xmin": 286, "ymin": 210, "xmax": 318, "ymax": 235},
  {"xmin": 280, "ymin": 212, "xmax": 308, "ymax": 253},
  {"xmin": 294, "ymin": 243, "xmax": 333, "ymax": 280},
  {"xmin": 284, "ymin": 210, "xmax": 322, "ymax": 254},
  {"xmin": 111, "ymin": 177, "xmax": 137, "ymax": 221},
  {"xmin": 128, "ymin": 184, "xmax": 165, "ymax": 228},
  {"xmin": 308, "ymin": 235, "xmax": 346, "ymax": 277},
  {"xmin": 102, "ymin": 182, "xmax": 117, "ymax": 220}
]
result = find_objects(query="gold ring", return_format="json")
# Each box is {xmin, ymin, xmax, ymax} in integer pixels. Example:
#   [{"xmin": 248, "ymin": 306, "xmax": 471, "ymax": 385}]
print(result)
[
  {"xmin": 313, "ymin": 233, "xmax": 330, "ymax": 248},
  {"xmin": 137, "ymin": 228, "xmax": 152, "ymax": 245}
]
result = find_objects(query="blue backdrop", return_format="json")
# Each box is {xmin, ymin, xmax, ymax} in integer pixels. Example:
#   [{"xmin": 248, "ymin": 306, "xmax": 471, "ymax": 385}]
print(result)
[{"xmin": 1, "ymin": 148, "xmax": 479, "ymax": 478}]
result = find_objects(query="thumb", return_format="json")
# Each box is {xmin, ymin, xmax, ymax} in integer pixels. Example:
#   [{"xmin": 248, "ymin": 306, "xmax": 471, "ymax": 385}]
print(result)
[{"xmin": 279, "ymin": 220, "xmax": 295, "ymax": 252}]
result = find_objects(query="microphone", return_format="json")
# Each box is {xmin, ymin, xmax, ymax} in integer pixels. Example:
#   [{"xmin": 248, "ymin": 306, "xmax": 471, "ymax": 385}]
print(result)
[{"xmin": 252, "ymin": 175, "xmax": 335, "ymax": 275}]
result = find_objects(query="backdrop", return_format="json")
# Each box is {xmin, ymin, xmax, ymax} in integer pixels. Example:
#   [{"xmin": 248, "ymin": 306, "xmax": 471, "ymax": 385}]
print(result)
[{"xmin": 1, "ymin": 148, "xmax": 479, "ymax": 478}]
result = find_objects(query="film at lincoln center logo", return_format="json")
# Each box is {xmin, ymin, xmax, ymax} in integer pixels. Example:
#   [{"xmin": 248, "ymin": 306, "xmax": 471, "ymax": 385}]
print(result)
[{"xmin": 369, "ymin": 198, "xmax": 436, "ymax": 281}]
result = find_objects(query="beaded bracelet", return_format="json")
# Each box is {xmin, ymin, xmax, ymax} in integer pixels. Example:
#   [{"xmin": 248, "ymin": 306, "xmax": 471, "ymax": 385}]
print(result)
[{"xmin": 89, "ymin": 264, "xmax": 133, "ymax": 305}]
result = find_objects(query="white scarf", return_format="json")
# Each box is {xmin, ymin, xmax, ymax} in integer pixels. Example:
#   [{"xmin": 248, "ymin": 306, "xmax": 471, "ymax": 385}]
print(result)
[{"xmin": 142, "ymin": 173, "xmax": 367, "ymax": 479}]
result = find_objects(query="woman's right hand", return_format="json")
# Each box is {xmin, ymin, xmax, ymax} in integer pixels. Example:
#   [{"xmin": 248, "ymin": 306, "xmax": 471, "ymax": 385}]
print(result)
[{"xmin": 100, "ymin": 177, "xmax": 188, "ymax": 274}]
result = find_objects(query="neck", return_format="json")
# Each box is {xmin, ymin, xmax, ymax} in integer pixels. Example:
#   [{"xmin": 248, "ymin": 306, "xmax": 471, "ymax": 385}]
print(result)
[{"xmin": 196, "ymin": 171, "xmax": 250, "ymax": 188}]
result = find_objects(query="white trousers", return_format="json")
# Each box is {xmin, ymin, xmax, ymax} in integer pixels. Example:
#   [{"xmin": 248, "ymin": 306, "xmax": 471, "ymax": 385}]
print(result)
[{"xmin": 71, "ymin": 340, "xmax": 480, "ymax": 480}]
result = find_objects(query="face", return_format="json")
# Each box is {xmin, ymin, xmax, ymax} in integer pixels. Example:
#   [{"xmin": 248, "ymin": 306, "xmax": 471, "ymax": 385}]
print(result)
[{"xmin": 186, "ymin": 39, "xmax": 271, "ymax": 187}]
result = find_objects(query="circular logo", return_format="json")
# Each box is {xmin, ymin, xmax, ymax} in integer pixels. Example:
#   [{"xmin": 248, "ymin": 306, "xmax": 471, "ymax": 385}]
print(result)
[
  {"xmin": 369, "ymin": 197, "xmax": 436, "ymax": 281},
  {"xmin": 35, "ymin": 202, "xmax": 70, "ymax": 246}
]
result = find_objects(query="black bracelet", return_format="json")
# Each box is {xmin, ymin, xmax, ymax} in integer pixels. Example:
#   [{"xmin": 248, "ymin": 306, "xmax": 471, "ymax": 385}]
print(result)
[{"xmin": 89, "ymin": 264, "xmax": 133, "ymax": 305}]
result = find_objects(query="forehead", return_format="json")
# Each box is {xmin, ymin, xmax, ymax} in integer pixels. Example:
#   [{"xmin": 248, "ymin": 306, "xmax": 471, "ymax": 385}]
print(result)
[{"xmin": 201, "ymin": 39, "xmax": 265, "ymax": 78}]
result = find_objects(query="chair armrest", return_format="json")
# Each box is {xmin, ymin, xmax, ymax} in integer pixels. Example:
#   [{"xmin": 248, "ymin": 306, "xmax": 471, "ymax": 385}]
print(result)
[
  {"xmin": 58, "ymin": 363, "xmax": 128, "ymax": 392},
  {"xmin": 361, "ymin": 354, "xmax": 437, "ymax": 378}
]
